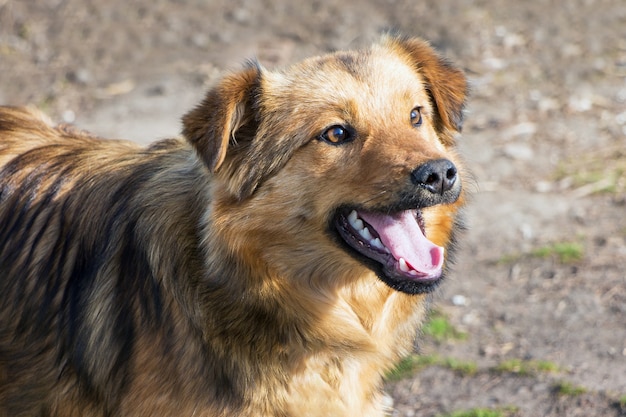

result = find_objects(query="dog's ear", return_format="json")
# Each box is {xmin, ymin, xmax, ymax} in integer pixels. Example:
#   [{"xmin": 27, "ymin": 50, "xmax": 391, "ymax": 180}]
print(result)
[
  {"xmin": 182, "ymin": 64, "xmax": 261, "ymax": 173},
  {"xmin": 388, "ymin": 36, "xmax": 468, "ymax": 141}
]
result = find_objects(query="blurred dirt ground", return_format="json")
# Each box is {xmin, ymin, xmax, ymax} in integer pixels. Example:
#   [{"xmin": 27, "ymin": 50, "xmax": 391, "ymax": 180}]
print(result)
[{"xmin": 1, "ymin": 0, "xmax": 625, "ymax": 416}]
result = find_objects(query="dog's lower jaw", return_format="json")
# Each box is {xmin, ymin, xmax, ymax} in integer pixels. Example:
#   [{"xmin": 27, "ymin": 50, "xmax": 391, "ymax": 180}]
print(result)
[{"xmin": 332, "ymin": 208, "xmax": 446, "ymax": 295}]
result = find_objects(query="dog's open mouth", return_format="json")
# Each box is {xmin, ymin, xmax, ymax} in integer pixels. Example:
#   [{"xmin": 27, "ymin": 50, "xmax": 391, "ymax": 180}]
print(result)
[{"xmin": 334, "ymin": 208, "xmax": 445, "ymax": 293}]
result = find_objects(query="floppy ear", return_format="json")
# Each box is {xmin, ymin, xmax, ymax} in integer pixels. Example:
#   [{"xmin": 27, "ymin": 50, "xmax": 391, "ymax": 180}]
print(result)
[
  {"xmin": 387, "ymin": 36, "xmax": 468, "ymax": 141},
  {"xmin": 182, "ymin": 64, "xmax": 261, "ymax": 173}
]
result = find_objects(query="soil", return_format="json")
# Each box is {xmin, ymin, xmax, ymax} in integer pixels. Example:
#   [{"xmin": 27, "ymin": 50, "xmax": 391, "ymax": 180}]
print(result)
[{"xmin": 1, "ymin": 0, "xmax": 625, "ymax": 416}]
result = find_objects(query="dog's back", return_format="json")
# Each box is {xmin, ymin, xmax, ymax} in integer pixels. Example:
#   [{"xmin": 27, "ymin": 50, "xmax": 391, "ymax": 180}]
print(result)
[{"xmin": 0, "ymin": 107, "xmax": 215, "ymax": 416}]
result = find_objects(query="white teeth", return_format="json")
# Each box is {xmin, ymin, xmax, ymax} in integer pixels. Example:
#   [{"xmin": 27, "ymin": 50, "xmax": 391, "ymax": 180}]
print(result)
[
  {"xmin": 347, "ymin": 210, "xmax": 389, "ymax": 253},
  {"xmin": 398, "ymin": 258, "xmax": 410, "ymax": 272},
  {"xmin": 348, "ymin": 210, "xmax": 364, "ymax": 231},
  {"xmin": 371, "ymin": 238, "xmax": 384, "ymax": 250},
  {"xmin": 399, "ymin": 258, "xmax": 420, "ymax": 274}
]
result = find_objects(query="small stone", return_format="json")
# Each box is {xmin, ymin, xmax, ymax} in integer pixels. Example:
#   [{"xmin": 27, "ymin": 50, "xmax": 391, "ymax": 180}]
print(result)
[
  {"xmin": 62, "ymin": 110, "xmax": 75, "ymax": 123},
  {"xmin": 452, "ymin": 294, "xmax": 467, "ymax": 306},
  {"xmin": 535, "ymin": 181, "xmax": 553, "ymax": 193}
]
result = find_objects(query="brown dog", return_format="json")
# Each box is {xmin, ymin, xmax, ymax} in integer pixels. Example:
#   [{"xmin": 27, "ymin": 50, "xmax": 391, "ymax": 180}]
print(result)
[{"xmin": 0, "ymin": 35, "xmax": 467, "ymax": 416}]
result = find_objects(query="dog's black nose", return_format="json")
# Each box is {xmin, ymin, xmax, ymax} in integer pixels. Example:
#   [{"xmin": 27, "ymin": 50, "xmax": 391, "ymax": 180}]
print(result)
[{"xmin": 411, "ymin": 159, "xmax": 458, "ymax": 195}]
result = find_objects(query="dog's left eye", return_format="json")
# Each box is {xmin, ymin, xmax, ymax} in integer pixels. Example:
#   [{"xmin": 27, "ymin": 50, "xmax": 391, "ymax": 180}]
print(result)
[
  {"xmin": 410, "ymin": 107, "xmax": 423, "ymax": 127},
  {"xmin": 319, "ymin": 125, "xmax": 353, "ymax": 145}
]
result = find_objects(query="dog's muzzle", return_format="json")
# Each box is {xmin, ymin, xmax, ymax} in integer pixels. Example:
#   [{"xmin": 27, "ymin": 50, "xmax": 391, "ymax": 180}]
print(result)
[{"xmin": 332, "ymin": 158, "xmax": 461, "ymax": 294}]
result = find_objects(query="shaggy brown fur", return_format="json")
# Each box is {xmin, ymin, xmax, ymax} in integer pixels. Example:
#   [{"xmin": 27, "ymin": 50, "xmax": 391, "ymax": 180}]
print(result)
[{"xmin": 0, "ymin": 35, "xmax": 467, "ymax": 416}]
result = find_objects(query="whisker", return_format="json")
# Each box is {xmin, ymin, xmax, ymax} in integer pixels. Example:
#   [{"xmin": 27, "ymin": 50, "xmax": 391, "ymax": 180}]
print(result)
[{"xmin": 360, "ymin": 190, "xmax": 388, "ymax": 206}]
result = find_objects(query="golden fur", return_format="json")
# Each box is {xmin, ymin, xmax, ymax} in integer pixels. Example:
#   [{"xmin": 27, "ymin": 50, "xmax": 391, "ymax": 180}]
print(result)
[{"xmin": 0, "ymin": 35, "xmax": 467, "ymax": 416}]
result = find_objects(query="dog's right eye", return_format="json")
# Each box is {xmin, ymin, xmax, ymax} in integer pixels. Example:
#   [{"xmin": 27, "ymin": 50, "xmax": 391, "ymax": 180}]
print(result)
[
  {"xmin": 410, "ymin": 107, "xmax": 423, "ymax": 127},
  {"xmin": 319, "ymin": 125, "xmax": 353, "ymax": 145}
]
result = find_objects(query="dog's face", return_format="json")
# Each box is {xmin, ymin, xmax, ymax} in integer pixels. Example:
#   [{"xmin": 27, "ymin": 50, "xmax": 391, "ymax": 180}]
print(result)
[{"xmin": 183, "ymin": 36, "xmax": 467, "ymax": 295}]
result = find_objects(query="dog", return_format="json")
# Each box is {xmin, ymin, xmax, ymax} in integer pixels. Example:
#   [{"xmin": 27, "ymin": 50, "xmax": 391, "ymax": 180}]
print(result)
[{"xmin": 0, "ymin": 35, "xmax": 467, "ymax": 416}]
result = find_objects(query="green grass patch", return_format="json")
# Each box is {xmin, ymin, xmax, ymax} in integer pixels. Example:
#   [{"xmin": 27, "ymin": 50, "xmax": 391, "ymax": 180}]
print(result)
[
  {"xmin": 442, "ymin": 357, "xmax": 478, "ymax": 376},
  {"xmin": 437, "ymin": 406, "xmax": 519, "ymax": 417},
  {"xmin": 496, "ymin": 253, "xmax": 522, "ymax": 265},
  {"xmin": 422, "ymin": 311, "xmax": 467, "ymax": 342},
  {"xmin": 385, "ymin": 354, "xmax": 477, "ymax": 381},
  {"xmin": 553, "ymin": 381, "xmax": 587, "ymax": 397},
  {"xmin": 497, "ymin": 240, "xmax": 584, "ymax": 265},
  {"xmin": 385, "ymin": 354, "xmax": 438, "ymax": 381},
  {"xmin": 535, "ymin": 360, "xmax": 560, "ymax": 373},
  {"xmin": 530, "ymin": 241, "xmax": 584, "ymax": 263},
  {"xmin": 492, "ymin": 358, "xmax": 559, "ymax": 376}
]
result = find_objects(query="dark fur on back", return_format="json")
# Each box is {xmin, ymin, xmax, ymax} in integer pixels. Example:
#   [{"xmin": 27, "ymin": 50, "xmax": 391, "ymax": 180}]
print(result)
[{"xmin": 0, "ymin": 112, "xmax": 212, "ymax": 413}]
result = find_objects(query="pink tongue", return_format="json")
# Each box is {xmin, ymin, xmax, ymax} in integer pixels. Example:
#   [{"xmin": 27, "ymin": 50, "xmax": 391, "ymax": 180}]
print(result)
[{"xmin": 359, "ymin": 210, "xmax": 444, "ymax": 275}]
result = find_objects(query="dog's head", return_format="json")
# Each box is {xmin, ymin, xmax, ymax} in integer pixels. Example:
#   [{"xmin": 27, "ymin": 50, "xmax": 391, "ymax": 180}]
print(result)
[{"xmin": 183, "ymin": 35, "xmax": 468, "ymax": 295}]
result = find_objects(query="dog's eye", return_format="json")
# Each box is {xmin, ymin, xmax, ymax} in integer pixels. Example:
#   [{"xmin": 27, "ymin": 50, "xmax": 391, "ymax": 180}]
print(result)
[
  {"xmin": 410, "ymin": 107, "xmax": 423, "ymax": 127},
  {"xmin": 319, "ymin": 125, "xmax": 353, "ymax": 145}
]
